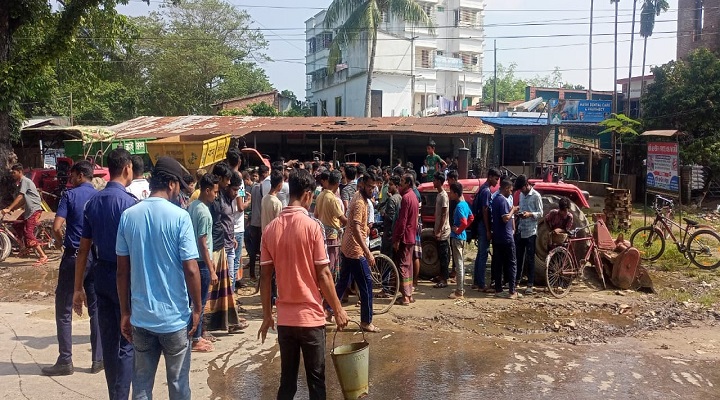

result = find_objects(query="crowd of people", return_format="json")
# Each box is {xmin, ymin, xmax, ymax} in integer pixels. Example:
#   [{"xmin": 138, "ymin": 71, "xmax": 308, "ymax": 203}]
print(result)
[{"xmin": 0, "ymin": 140, "xmax": 577, "ymax": 399}]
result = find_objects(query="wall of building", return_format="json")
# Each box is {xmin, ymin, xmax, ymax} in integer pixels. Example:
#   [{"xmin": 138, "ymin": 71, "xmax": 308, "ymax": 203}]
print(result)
[
  {"xmin": 677, "ymin": 0, "xmax": 720, "ymax": 59},
  {"xmin": 214, "ymin": 92, "xmax": 277, "ymax": 113}
]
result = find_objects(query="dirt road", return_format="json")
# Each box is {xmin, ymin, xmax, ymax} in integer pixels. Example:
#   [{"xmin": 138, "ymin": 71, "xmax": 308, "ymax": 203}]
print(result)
[{"xmin": 0, "ymin": 249, "xmax": 719, "ymax": 399}]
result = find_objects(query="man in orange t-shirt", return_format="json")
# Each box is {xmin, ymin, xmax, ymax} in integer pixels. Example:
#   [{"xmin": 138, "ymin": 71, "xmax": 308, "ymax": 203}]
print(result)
[{"xmin": 258, "ymin": 169, "xmax": 348, "ymax": 399}]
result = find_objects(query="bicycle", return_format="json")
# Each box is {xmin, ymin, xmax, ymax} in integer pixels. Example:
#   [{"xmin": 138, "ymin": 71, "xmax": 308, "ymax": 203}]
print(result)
[
  {"xmin": 629, "ymin": 195, "xmax": 720, "ymax": 270},
  {"xmin": 545, "ymin": 223, "xmax": 605, "ymax": 298},
  {"xmin": 0, "ymin": 215, "xmax": 61, "ymax": 262}
]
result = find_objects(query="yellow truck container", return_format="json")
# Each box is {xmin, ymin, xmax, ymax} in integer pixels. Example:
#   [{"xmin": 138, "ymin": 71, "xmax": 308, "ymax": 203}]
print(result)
[{"xmin": 146, "ymin": 134, "xmax": 231, "ymax": 171}]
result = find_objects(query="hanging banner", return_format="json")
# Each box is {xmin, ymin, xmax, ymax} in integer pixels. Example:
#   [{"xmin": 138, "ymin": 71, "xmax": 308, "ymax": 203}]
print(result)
[
  {"xmin": 548, "ymin": 99, "xmax": 612, "ymax": 124},
  {"xmin": 646, "ymin": 141, "xmax": 679, "ymax": 192}
]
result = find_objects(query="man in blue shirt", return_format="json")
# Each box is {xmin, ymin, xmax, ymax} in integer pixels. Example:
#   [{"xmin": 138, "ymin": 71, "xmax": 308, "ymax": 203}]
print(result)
[
  {"xmin": 73, "ymin": 148, "xmax": 136, "ymax": 400},
  {"xmin": 448, "ymin": 182, "xmax": 474, "ymax": 300},
  {"xmin": 116, "ymin": 156, "xmax": 201, "ymax": 400},
  {"xmin": 491, "ymin": 179, "xmax": 520, "ymax": 299},
  {"xmin": 42, "ymin": 161, "xmax": 102, "ymax": 376},
  {"xmin": 514, "ymin": 175, "xmax": 543, "ymax": 295},
  {"xmin": 472, "ymin": 167, "xmax": 500, "ymax": 291}
]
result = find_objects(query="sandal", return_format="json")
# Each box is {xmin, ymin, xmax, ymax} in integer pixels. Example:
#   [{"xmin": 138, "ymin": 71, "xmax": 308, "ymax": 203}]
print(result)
[
  {"xmin": 394, "ymin": 299, "xmax": 410, "ymax": 306},
  {"xmin": 203, "ymin": 332, "xmax": 218, "ymax": 343},
  {"xmin": 360, "ymin": 323, "xmax": 381, "ymax": 333},
  {"xmin": 373, "ymin": 291, "xmax": 391, "ymax": 299},
  {"xmin": 432, "ymin": 282, "xmax": 448, "ymax": 289},
  {"xmin": 33, "ymin": 257, "xmax": 48, "ymax": 267},
  {"xmin": 192, "ymin": 341, "xmax": 214, "ymax": 352}
]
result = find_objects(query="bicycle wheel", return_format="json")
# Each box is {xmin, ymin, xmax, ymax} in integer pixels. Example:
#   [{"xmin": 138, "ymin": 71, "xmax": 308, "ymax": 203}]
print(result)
[
  {"xmin": 687, "ymin": 230, "xmax": 720, "ymax": 270},
  {"xmin": 370, "ymin": 251, "xmax": 399, "ymax": 314},
  {"xmin": 0, "ymin": 231, "xmax": 11, "ymax": 261},
  {"xmin": 34, "ymin": 221, "xmax": 61, "ymax": 252},
  {"xmin": 629, "ymin": 226, "xmax": 665, "ymax": 261},
  {"xmin": 546, "ymin": 247, "xmax": 574, "ymax": 298}
]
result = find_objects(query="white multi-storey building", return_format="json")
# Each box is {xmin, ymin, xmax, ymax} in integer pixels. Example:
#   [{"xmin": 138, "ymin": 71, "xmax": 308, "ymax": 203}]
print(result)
[{"xmin": 305, "ymin": 0, "xmax": 484, "ymax": 117}]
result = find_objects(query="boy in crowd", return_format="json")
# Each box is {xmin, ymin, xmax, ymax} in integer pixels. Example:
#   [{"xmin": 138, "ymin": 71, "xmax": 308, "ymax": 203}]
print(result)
[
  {"xmin": 261, "ymin": 170, "xmax": 284, "ymax": 231},
  {"xmin": 2, "ymin": 163, "xmax": 47, "ymax": 265},
  {"xmin": 472, "ymin": 167, "xmax": 501, "ymax": 292},
  {"xmin": 314, "ymin": 170, "xmax": 347, "ymax": 279},
  {"xmin": 431, "ymin": 172, "xmax": 451, "ymax": 289},
  {"xmin": 424, "ymin": 140, "xmax": 447, "ymax": 183},
  {"xmin": 126, "ymin": 155, "xmax": 149, "ymax": 200},
  {"xmin": 448, "ymin": 182, "xmax": 473, "ymax": 299},
  {"xmin": 514, "ymin": 175, "xmax": 543, "ymax": 295},
  {"xmin": 492, "ymin": 180, "xmax": 520, "ymax": 299}
]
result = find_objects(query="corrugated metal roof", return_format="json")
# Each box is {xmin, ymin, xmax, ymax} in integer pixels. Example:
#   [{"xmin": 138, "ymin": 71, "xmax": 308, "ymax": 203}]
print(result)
[
  {"xmin": 479, "ymin": 117, "xmax": 548, "ymax": 126},
  {"xmin": 110, "ymin": 116, "xmax": 495, "ymax": 139},
  {"xmin": 640, "ymin": 130, "xmax": 683, "ymax": 137}
]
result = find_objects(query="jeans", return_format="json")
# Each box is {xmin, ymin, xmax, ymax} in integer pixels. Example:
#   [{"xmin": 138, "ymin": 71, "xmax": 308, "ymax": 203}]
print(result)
[
  {"xmin": 515, "ymin": 235, "xmax": 537, "ymax": 287},
  {"xmin": 95, "ymin": 260, "xmax": 134, "ymax": 400},
  {"xmin": 232, "ymin": 232, "xmax": 244, "ymax": 281},
  {"xmin": 56, "ymin": 250, "xmax": 102, "ymax": 365},
  {"xmin": 226, "ymin": 246, "xmax": 236, "ymax": 288},
  {"xmin": 493, "ymin": 242, "xmax": 517, "ymax": 294},
  {"xmin": 132, "ymin": 327, "xmax": 191, "ymax": 400},
  {"xmin": 437, "ymin": 239, "xmax": 450, "ymax": 281},
  {"xmin": 450, "ymin": 238, "xmax": 465, "ymax": 293},
  {"xmin": 334, "ymin": 255, "xmax": 373, "ymax": 324},
  {"xmin": 192, "ymin": 263, "xmax": 210, "ymax": 341},
  {"xmin": 473, "ymin": 228, "xmax": 491, "ymax": 287},
  {"xmin": 277, "ymin": 325, "xmax": 326, "ymax": 400}
]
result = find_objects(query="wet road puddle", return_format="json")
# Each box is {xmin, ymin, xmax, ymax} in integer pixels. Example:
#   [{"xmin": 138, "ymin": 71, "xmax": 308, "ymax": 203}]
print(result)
[{"xmin": 215, "ymin": 325, "xmax": 719, "ymax": 399}]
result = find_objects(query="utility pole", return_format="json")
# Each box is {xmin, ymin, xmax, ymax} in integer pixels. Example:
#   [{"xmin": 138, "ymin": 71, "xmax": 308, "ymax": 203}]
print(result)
[
  {"xmin": 493, "ymin": 40, "xmax": 497, "ymax": 112},
  {"xmin": 627, "ymin": 0, "xmax": 637, "ymax": 116},
  {"xmin": 612, "ymin": 0, "xmax": 619, "ymax": 114},
  {"xmin": 588, "ymin": 0, "xmax": 594, "ymax": 100},
  {"xmin": 69, "ymin": 92, "xmax": 73, "ymax": 126},
  {"xmin": 410, "ymin": 34, "xmax": 418, "ymax": 115}
]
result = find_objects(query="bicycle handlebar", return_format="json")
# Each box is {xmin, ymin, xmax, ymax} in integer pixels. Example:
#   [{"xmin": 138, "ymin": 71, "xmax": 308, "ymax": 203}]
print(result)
[{"xmin": 654, "ymin": 195, "xmax": 674, "ymax": 210}]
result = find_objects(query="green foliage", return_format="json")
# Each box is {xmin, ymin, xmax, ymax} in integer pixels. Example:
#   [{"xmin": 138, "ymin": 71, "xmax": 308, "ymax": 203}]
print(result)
[
  {"xmin": 482, "ymin": 63, "xmax": 527, "ymax": 103},
  {"xmin": 599, "ymin": 113, "xmax": 641, "ymax": 137},
  {"xmin": 218, "ymin": 102, "xmax": 278, "ymax": 117},
  {"xmin": 640, "ymin": 0, "xmax": 670, "ymax": 38},
  {"xmin": 643, "ymin": 48, "xmax": 720, "ymax": 177}
]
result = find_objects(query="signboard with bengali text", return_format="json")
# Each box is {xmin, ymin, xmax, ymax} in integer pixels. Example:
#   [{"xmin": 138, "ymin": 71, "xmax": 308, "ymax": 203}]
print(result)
[
  {"xmin": 433, "ymin": 55, "xmax": 463, "ymax": 72},
  {"xmin": 646, "ymin": 141, "xmax": 679, "ymax": 192}
]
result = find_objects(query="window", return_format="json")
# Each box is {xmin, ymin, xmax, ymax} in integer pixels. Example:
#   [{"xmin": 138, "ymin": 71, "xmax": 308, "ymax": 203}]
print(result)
[
  {"xmin": 436, "ymin": 50, "xmax": 444, "ymax": 56},
  {"xmin": 320, "ymin": 100, "xmax": 328, "ymax": 116},
  {"xmin": 458, "ymin": 8, "xmax": 478, "ymax": 28},
  {"xmin": 335, "ymin": 96, "xmax": 342, "ymax": 116},
  {"xmin": 307, "ymin": 37, "xmax": 316, "ymax": 54},
  {"xmin": 321, "ymin": 32, "xmax": 333, "ymax": 49},
  {"xmin": 381, "ymin": 11, "xmax": 388, "ymax": 23},
  {"xmin": 694, "ymin": 0, "xmax": 704, "ymax": 41},
  {"xmin": 416, "ymin": 48, "xmax": 432, "ymax": 68}
]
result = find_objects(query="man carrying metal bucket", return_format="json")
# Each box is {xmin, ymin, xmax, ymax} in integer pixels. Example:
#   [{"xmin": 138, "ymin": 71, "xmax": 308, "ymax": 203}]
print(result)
[{"xmin": 258, "ymin": 169, "xmax": 348, "ymax": 399}]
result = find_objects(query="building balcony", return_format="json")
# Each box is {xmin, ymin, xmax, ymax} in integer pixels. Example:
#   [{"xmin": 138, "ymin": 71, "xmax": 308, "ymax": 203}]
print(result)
[{"xmin": 310, "ymin": 67, "xmax": 349, "ymax": 92}]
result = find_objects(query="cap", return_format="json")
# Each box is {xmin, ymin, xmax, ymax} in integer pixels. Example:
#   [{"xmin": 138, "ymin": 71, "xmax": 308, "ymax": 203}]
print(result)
[
  {"xmin": 513, "ymin": 174, "xmax": 528, "ymax": 191},
  {"xmin": 153, "ymin": 156, "xmax": 191, "ymax": 191}
]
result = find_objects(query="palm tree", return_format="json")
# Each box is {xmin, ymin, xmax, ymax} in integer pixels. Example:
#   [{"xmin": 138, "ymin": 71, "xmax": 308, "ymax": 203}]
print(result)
[
  {"xmin": 639, "ymin": 0, "xmax": 669, "ymax": 103},
  {"xmin": 324, "ymin": 0, "xmax": 434, "ymax": 117}
]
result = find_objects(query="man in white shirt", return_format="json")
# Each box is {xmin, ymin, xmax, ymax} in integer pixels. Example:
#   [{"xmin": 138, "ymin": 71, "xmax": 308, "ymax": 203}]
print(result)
[
  {"xmin": 262, "ymin": 162, "xmax": 289, "ymax": 207},
  {"xmin": 125, "ymin": 155, "xmax": 149, "ymax": 200}
]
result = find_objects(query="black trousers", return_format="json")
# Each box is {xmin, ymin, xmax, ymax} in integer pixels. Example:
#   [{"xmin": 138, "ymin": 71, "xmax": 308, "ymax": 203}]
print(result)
[
  {"xmin": 277, "ymin": 325, "xmax": 326, "ymax": 400},
  {"xmin": 437, "ymin": 239, "xmax": 450, "ymax": 280},
  {"xmin": 247, "ymin": 225, "xmax": 262, "ymax": 278}
]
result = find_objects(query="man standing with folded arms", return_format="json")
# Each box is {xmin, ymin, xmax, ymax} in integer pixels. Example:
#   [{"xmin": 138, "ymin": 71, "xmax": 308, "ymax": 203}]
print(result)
[
  {"xmin": 116, "ymin": 156, "xmax": 201, "ymax": 400},
  {"xmin": 42, "ymin": 161, "xmax": 103, "ymax": 376},
  {"xmin": 393, "ymin": 174, "xmax": 419, "ymax": 306},
  {"xmin": 258, "ymin": 169, "xmax": 348, "ymax": 399},
  {"xmin": 73, "ymin": 148, "xmax": 136, "ymax": 400}
]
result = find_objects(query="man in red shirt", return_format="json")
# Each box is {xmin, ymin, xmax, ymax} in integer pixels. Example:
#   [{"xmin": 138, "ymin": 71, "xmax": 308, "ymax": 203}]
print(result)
[
  {"xmin": 393, "ymin": 174, "xmax": 420, "ymax": 305},
  {"xmin": 258, "ymin": 169, "xmax": 348, "ymax": 399}
]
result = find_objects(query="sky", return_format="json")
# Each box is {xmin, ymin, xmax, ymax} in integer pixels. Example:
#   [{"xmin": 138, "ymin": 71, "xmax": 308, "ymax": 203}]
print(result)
[{"xmin": 118, "ymin": 0, "xmax": 679, "ymax": 101}]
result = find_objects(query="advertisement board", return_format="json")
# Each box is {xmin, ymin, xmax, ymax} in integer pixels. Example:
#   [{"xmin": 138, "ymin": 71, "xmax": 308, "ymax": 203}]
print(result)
[
  {"xmin": 548, "ymin": 99, "xmax": 612, "ymax": 124},
  {"xmin": 646, "ymin": 141, "xmax": 679, "ymax": 192},
  {"xmin": 433, "ymin": 55, "xmax": 463, "ymax": 72}
]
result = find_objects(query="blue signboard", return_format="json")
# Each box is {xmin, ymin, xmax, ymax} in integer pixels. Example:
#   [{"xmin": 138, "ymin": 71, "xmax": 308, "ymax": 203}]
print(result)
[{"xmin": 548, "ymin": 99, "xmax": 612, "ymax": 124}]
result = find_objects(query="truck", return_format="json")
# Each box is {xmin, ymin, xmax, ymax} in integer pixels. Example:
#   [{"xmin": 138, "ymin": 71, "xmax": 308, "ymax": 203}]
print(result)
[{"xmin": 417, "ymin": 175, "xmax": 590, "ymax": 279}]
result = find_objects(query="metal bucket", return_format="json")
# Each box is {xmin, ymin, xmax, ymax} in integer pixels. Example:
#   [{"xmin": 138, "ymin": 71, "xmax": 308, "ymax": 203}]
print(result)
[{"xmin": 331, "ymin": 322, "xmax": 369, "ymax": 399}]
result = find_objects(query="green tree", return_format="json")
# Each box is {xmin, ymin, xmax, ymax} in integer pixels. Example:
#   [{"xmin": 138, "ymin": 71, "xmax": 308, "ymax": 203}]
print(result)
[
  {"xmin": 0, "ymin": 0, "xmax": 142, "ymax": 169},
  {"xmin": 133, "ymin": 0, "xmax": 271, "ymax": 115},
  {"xmin": 482, "ymin": 63, "xmax": 526, "ymax": 104},
  {"xmin": 324, "ymin": 0, "xmax": 434, "ymax": 117},
  {"xmin": 218, "ymin": 101, "xmax": 279, "ymax": 116},
  {"xmin": 281, "ymin": 90, "xmax": 311, "ymax": 117},
  {"xmin": 639, "ymin": 0, "xmax": 669, "ymax": 101},
  {"xmin": 643, "ymin": 49, "xmax": 720, "ymax": 177},
  {"xmin": 599, "ymin": 113, "xmax": 641, "ymax": 184}
]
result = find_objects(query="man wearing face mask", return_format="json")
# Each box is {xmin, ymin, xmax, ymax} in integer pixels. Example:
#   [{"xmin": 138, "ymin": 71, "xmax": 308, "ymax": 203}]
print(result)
[
  {"xmin": 258, "ymin": 169, "xmax": 348, "ymax": 399},
  {"xmin": 72, "ymin": 148, "xmax": 136, "ymax": 400}
]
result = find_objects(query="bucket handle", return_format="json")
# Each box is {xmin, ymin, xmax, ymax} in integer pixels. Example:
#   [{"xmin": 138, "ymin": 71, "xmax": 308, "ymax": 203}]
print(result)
[{"xmin": 331, "ymin": 320, "xmax": 367, "ymax": 353}]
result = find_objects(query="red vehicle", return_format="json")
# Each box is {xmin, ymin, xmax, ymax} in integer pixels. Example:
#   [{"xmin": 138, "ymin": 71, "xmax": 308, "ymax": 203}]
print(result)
[
  {"xmin": 416, "ymin": 176, "xmax": 589, "ymax": 277},
  {"xmin": 25, "ymin": 157, "xmax": 110, "ymax": 211}
]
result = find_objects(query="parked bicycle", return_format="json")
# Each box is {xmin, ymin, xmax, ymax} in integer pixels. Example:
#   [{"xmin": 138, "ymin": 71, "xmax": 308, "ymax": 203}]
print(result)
[
  {"xmin": 629, "ymin": 195, "xmax": 720, "ymax": 270},
  {"xmin": 545, "ymin": 222, "xmax": 606, "ymax": 298}
]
